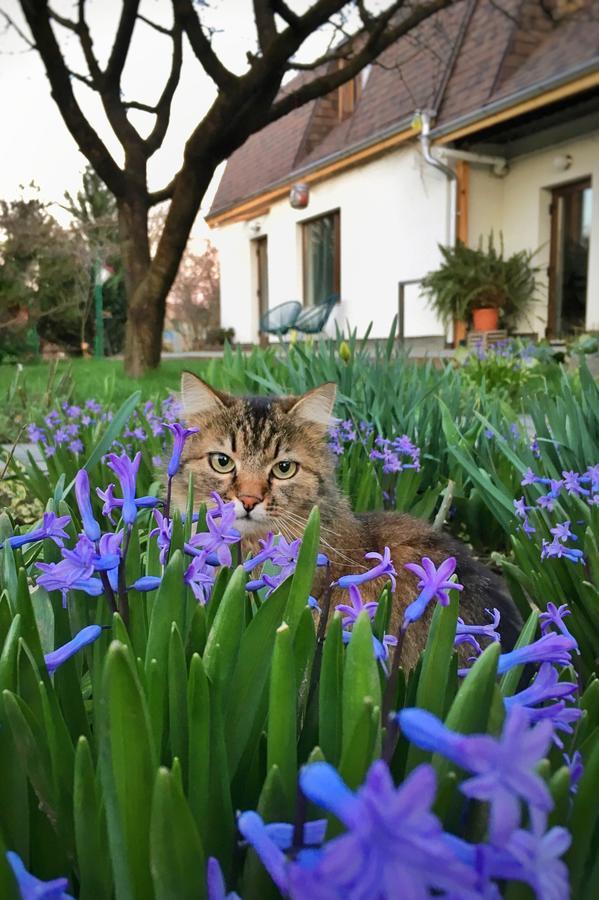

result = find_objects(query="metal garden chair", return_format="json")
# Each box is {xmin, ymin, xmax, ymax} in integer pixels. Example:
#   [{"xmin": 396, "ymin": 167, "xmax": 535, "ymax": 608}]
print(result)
[
  {"xmin": 294, "ymin": 294, "xmax": 339, "ymax": 335},
  {"xmin": 259, "ymin": 301, "xmax": 302, "ymax": 337}
]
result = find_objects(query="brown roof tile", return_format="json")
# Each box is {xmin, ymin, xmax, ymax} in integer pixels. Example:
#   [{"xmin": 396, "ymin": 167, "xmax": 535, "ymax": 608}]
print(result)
[{"xmin": 209, "ymin": 0, "xmax": 599, "ymax": 217}]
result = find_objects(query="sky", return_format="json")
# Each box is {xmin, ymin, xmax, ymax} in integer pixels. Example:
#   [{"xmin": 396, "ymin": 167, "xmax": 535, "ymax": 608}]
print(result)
[{"xmin": 0, "ymin": 0, "xmax": 343, "ymax": 240}]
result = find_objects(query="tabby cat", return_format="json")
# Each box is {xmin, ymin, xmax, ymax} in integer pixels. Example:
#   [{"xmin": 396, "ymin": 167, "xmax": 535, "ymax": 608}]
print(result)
[{"xmin": 172, "ymin": 374, "xmax": 521, "ymax": 667}]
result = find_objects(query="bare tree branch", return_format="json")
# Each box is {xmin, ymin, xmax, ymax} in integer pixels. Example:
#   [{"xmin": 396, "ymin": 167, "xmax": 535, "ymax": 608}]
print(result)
[
  {"xmin": 18, "ymin": 0, "xmax": 125, "ymax": 196},
  {"xmin": 173, "ymin": 0, "xmax": 238, "ymax": 89},
  {"xmin": 105, "ymin": 0, "xmax": 140, "ymax": 87},
  {"xmin": 137, "ymin": 13, "xmax": 174, "ymax": 36},
  {"xmin": 271, "ymin": 0, "xmax": 301, "ymax": 29},
  {"xmin": 68, "ymin": 68, "xmax": 94, "ymax": 88},
  {"xmin": 124, "ymin": 99, "xmax": 158, "ymax": 113},
  {"xmin": 148, "ymin": 181, "xmax": 175, "ymax": 205},
  {"xmin": 253, "ymin": 0, "xmax": 279, "ymax": 52},
  {"xmin": 145, "ymin": 23, "xmax": 183, "ymax": 156},
  {"xmin": 77, "ymin": 1, "xmax": 103, "ymax": 84},
  {"xmin": 268, "ymin": 0, "xmax": 451, "ymax": 124},
  {"xmin": 0, "ymin": 8, "xmax": 35, "ymax": 48}
]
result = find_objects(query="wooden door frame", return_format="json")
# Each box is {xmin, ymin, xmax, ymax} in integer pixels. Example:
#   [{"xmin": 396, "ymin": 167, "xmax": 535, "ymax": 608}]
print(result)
[
  {"xmin": 547, "ymin": 176, "xmax": 591, "ymax": 337},
  {"xmin": 254, "ymin": 236, "xmax": 269, "ymax": 347}
]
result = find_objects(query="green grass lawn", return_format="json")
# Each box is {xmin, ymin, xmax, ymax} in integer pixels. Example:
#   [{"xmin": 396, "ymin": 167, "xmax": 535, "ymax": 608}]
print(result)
[{"xmin": 0, "ymin": 357, "xmax": 214, "ymax": 443}]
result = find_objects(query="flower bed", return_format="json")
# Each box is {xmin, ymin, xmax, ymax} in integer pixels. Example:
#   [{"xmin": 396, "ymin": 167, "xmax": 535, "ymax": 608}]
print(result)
[{"xmin": 2, "ymin": 334, "xmax": 599, "ymax": 897}]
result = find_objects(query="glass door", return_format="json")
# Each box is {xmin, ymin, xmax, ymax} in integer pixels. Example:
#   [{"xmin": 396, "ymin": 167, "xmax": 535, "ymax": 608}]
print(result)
[{"xmin": 548, "ymin": 178, "xmax": 592, "ymax": 337}]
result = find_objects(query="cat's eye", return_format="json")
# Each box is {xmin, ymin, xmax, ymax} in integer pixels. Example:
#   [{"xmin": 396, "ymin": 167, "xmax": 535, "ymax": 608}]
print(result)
[
  {"xmin": 209, "ymin": 452, "xmax": 236, "ymax": 474},
  {"xmin": 272, "ymin": 460, "xmax": 298, "ymax": 480}
]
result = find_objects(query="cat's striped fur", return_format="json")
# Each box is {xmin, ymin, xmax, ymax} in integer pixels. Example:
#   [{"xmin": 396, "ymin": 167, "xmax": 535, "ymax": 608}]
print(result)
[{"xmin": 172, "ymin": 374, "xmax": 521, "ymax": 668}]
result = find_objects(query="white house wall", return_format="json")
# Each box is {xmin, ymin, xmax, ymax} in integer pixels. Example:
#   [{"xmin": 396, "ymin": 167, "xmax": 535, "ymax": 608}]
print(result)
[
  {"xmin": 215, "ymin": 127, "xmax": 599, "ymax": 344},
  {"xmin": 467, "ymin": 129, "xmax": 599, "ymax": 336},
  {"xmin": 214, "ymin": 144, "xmax": 450, "ymax": 344}
]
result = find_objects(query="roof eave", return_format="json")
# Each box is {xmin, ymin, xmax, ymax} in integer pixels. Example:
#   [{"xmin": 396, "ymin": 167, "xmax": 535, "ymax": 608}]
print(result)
[
  {"xmin": 208, "ymin": 58, "xmax": 599, "ymax": 227},
  {"xmin": 433, "ymin": 56, "xmax": 599, "ymax": 142}
]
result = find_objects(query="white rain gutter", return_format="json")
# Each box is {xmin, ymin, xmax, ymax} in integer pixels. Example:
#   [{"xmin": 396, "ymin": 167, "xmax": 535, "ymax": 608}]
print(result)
[
  {"xmin": 439, "ymin": 146, "xmax": 508, "ymax": 176},
  {"xmin": 418, "ymin": 108, "xmax": 457, "ymax": 247}
]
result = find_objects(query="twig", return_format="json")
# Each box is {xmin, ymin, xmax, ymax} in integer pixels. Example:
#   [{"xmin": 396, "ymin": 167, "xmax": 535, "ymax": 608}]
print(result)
[
  {"xmin": 306, "ymin": 574, "xmax": 334, "ymax": 709},
  {"xmin": 433, "ymin": 479, "xmax": 455, "ymax": 531}
]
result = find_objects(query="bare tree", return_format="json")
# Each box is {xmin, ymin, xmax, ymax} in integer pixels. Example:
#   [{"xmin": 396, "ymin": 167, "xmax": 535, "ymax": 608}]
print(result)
[{"xmin": 10, "ymin": 0, "xmax": 455, "ymax": 374}]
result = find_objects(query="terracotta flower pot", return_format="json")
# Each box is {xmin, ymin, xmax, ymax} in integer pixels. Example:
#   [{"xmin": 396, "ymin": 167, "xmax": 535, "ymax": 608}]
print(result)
[
  {"xmin": 453, "ymin": 319, "xmax": 467, "ymax": 346},
  {"xmin": 472, "ymin": 307, "xmax": 499, "ymax": 332}
]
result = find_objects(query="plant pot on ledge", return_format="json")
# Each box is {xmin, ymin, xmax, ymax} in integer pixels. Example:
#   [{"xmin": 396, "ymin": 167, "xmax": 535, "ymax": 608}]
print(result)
[{"xmin": 472, "ymin": 307, "xmax": 499, "ymax": 332}]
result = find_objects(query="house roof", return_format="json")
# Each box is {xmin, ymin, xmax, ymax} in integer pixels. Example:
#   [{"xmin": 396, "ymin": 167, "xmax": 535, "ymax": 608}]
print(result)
[{"xmin": 208, "ymin": 0, "xmax": 599, "ymax": 221}]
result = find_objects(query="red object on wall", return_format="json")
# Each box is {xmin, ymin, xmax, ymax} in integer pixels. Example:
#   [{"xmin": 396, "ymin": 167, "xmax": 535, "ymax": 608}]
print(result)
[{"xmin": 290, "ymin": 183, "xmax": 310, "ymax": 209}]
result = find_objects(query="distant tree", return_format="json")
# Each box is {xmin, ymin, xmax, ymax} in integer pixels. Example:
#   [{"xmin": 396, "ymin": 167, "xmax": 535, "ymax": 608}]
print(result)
[
  {"xmin": 166, "ymin": 241, "xmax": 220, "ymax": 349},
  {"xmin": 63, "ymin": 166, "xmax": 127, "ymax": 353},
  {"xmin": 7, "ymin": 0, "xmax": 457, "ymax": 375},
  {"xmin": 0, "ymin": 189, "xmax": 91, "ymax": 359}
]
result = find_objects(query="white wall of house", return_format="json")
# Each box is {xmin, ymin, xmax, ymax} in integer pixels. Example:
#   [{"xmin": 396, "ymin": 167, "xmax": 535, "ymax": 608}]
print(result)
[
  {"xmin": 467, "ymin": 128, "xmax": 599, "ymax": 335},
  {"xmin": 214, "ymin": 127, "xmax": 599, "ymax": 344},
  {"xmin": 213, "ymin": 143, "xmax": 450, "ymax": 344}
]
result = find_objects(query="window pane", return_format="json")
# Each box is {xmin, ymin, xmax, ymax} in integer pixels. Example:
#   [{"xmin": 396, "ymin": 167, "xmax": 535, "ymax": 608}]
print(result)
[{"xmin": 303, "ymin": 212, "xmax": 339, "ymax": 306}]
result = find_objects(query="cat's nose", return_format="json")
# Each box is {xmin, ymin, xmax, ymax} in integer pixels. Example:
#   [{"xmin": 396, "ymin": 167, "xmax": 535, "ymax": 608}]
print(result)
[{"xmin": 238, "ymin": 494, "xmax": 262, "ymax": 513}]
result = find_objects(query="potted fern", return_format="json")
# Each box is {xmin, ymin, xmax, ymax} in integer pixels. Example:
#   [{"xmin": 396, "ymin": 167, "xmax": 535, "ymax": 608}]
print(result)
[{"xmin": 420, "ymin": 233, "xmax": 540, "ymax": 334}]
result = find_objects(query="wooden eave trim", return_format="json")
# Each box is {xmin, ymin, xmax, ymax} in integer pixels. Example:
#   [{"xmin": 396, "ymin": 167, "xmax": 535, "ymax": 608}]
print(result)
[
  {"xmin": 436, "ymin": 70, "xmax": 599, "ymax": 144},
  {"xmin": 206, "ymin": 126, "xmax": 416, "ymax": 227},
  {"xmin": 207, "ymin": 70, "xmax": 599, "ymax": 229}
]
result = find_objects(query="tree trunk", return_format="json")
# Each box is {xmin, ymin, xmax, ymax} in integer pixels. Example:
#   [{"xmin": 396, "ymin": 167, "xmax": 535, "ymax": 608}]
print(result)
[
  {"xmin": 122, "ymin": 163, "xmax": 215, "ymax": 376},
  {"xmin": 118, "ymin": 194, "xmax": 154, "ymax": 375}
]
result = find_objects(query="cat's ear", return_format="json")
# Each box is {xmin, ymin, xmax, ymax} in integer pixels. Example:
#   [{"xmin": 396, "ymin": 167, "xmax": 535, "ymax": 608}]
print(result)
[
  {"xmin": 287, "ymin": 383, "xmax": 336, "ymax": 429},
  {"xmin": 180, "ymin": 372, "xmax": 230, "ymax": 417}
]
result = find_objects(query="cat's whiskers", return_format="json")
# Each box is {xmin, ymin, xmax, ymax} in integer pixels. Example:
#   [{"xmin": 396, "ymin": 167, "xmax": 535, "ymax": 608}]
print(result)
[
  {"xmin": 273, "ymin": 512, "xmax": 368, "ymax": 570},
  {"xmin": 271, "ymin": 507, "xmax": 344, "ymax": 541}
]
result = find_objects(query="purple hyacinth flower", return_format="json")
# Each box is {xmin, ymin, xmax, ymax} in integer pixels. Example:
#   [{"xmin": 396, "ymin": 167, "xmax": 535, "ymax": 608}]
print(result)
[
  {"xmin": 522, "ymin": 517, "xmax": 536, "ymax": 537},
  {"xmin": 540, "ymin": 539, "xmax": 585, "ymax": 564},
  {"xmin": 0, "ymin": 511, "xmax": 71, "ymax": 551},
  {"xmin": 484, "ymin": 824, "xmax": 571, "ymax": 900},
  {"xmin": 521, "ymin": 467, "xmax": 539, "ymax": 486},
  {"xmin": 165, "ymin": 422, "xmax": 199, "ymax": 478},
  {"xmin": 27, "ymin": 423, "xmax": 46, "ymax": 443},
  {"xmin": 239, "ymin": 761, "xmax": 477, "ymax": 898},
  {"xmin": 186, "ymin": 493, "xmax": 241, "ymax": 567},
  {"xmin": 563, "ymin": 751, "xmax": 584, "ymax": 793},
  {"xmin": 6, "ymin": 851, "xmax": 74, "ymax": 899},
  {"xmin": 44, "ymin": 625, "xmax": 103, "ymax": 674},
  {"xmin": 335, "ymin": 584, "xmax": 379, "ymax": 627},
  {"xmin": 206, "ymin": 857, "xmax": 241, "ymax": 900},
  {"xmin": 513, "ymin": 497, "xmax": 532, "ymax": 519},
  {"xmin": 269, "ymin": 536, "xmax": 301, "ymax": 580},
  {"xmin": 550, "ymin": 521, "xmax": 577, "ymax": 542},
  {"xmin": 403, "ymin": 556, "xmax": 463, "ymax": 624},
  {"xmin": 497, "ymin": 633, "xmax": 576, "ymax": 674},
  {"xmin": 397, "ymin": 707, "xmax": 554, "ymax": 844},
  {"xmin": 456, "ymin": 608, "xmax": 501, "ymax": 647},
  {"xmin": 298, "ymin": 761, "xmax": 476, "ymax": 895},
  {"xmin": 540, "ymin": 602, "xmax": 579, "ymax": 652},
  {"xmin": 75, "ymin": 469, "xmax": 101, "ymax": 541},
  {"xmin": 106, "ymin": 451, "xmax": 142, "ymax": 524},
  {"xmin": 184, "ymin": 553, "xmax": 216, "ymax": 605},
  {"xmin": 130, "ymin": 575, "xmax": 162, "ymax": 592},
  {"xmin": 150, "ymin": 509, "xmax": 172, "ymax": 566},
  {"xmin": 336, "ymin": 547, "xmax": 397, "ymax": 591},
  {"xmin": 97, "ymin": 484, "xmax": 122, "ymax": 523},
  {"xmin": 562, "ymin": 470, "xmax": 589, "ymax": 496},
  {"xmin": 243, "ymin": 534, "xmax": 276, "ymax": 572},
  {"xmin": 504, "ymin": 664, "xmax": 577, "ymax": 712}
]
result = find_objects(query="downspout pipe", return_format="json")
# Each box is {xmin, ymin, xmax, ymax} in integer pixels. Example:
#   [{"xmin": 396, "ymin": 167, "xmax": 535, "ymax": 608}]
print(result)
[{"xmin": 417, "ymin": 108, "xmax": 457, "ymax": 247}]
